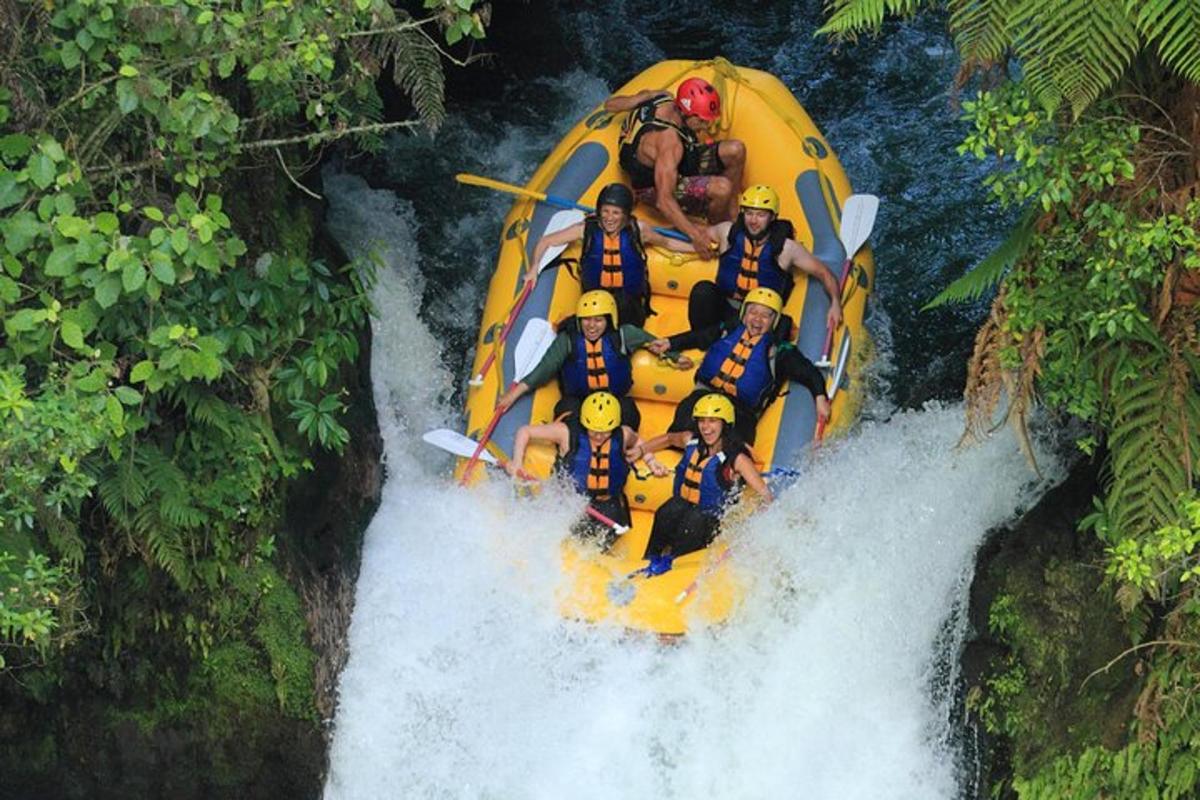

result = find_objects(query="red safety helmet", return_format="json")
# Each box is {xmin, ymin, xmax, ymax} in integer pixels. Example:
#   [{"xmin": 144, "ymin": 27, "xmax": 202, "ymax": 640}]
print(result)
[{"xmin": 675, "ymin": 77, "xmax": 721, "ymax": 122}]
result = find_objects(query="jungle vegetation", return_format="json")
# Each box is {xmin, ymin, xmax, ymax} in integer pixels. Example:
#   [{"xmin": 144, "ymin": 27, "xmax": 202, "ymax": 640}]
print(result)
[
  {"xmin": 0, "ymin": 0, "xmax": 486, "ymax": 789},
  {"xmin": 822, "ymin": 1, "xmax": 1200, "ymax": 796}
]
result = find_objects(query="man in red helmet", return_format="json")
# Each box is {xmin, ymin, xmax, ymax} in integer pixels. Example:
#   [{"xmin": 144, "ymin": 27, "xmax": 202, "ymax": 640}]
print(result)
[{"xmin": 605, "ymin": 77, "xmax": 746, "ymax": 256}]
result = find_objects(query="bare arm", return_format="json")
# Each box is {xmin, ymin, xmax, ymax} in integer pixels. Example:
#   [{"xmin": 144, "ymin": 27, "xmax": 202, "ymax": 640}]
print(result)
[
  {"xmin": 496, "ymin": 381, "xmax": 530, "ymax": 413},
  {"xmin": 604, "ymin": 89, "xmax": 664, "ymax": 113},
  {"xmin": 733, "ymin": 452, "xmax": 773, "ymax": 503},
  {"xmin": 783, "ymin": 239, "xmax": 843, "ymax": 328},
  {"xmin": 527, "ymin": 222, "xmax": 585, "ymax": 284},
  {"xmin": 507, "ymin": 422, "xmax": 569, "ymax": 478},
  {"xmin": 649, "ymin": 132, "xmax": 717, "ymax": 257},
  {"xmin": 639, "ymin": 221, "xmax": 693, "ymax": 253},
  {"xmin": 640, "ymin": 429, "xmax": 692, "ymax": 455},
  {"xmin": 624, "ymin": 427, "xmax": 670, "ymax": 476},
  {"xmin": 640, "ymin": 220, "xmax": 723, "ymax": 254}
]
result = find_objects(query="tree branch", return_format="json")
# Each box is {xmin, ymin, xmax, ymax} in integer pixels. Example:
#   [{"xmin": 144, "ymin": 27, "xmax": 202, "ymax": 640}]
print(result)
[
  {"xmin": 235, "ymin": 119, "xmax": 422, "ymax": 151},
  {"xmin": 1080, "ymin": 638, "xmax": 1200, "ymax": 691}
]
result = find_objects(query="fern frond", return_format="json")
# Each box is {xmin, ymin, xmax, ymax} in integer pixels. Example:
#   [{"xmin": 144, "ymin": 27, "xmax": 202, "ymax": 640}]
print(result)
[
  {"xmin": 949, "ymin": 0, "xmax": 1019, "ymax": 67},
  {"xmin": 1010, "ymin": 0, "xmax": 1139, "ymax": 116},
  {"xmin": 165, "ymin": 384, "xmax": 241, "ymax": 437},
  {"xmin": 97, "ymin": 458, "xmax": 148, "ymax": 524},
  {"xmin": 1131, "ymin": 0, "xmax": 1200, "ymax": 83},
  {"xmin": 38, "ymin": 508, "xmax": 85, "ymax": 566},
  {"xmin": 386, "ymin": 24, "xmax": 445, "ymax": 132},
  {"xmin": 816, "ymin": 0, "xmax": 932, "ymax": 41},
  {"xmin": 134, "ymin": 507, "xmax": 192, "ymax": 590},
  {"xmin": 960, "ymin": 292, "xmax": 1012, "ymax": 444},
  {"xmin": 1101, "ymin": 342, "xmax": 1200, "ymax": 544},
  {"xmin": 925, "ymin": 208, "xmax": 1036, "ymax": 309}
]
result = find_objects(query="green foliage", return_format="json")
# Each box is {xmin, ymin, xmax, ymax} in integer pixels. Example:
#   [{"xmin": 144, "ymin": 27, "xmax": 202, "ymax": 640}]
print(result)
[
  {"xmin": 0, "ymin": 0, "xmax": 486, "ymax": 746},
  {"xmin": 816, "ymin": 0, "xmax": 930, "ymax": 42},
  {"xmin": 820, "ymin": 0, "xmax": 1200, "ymax": 117},
  {"xmin": 0, "ymin": 550, "xmax": 70, "ymax": 669},
  {"xmin": 923, "ymin": 207, "xmax": 1034, "ymax": 309},
  {"xmin": 955, "ymin": 84, "xmax": 1200, "ymax": 541}
]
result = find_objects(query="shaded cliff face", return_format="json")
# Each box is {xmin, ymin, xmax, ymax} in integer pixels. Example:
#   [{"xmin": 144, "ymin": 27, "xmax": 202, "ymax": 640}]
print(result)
[{"xmin": 958, "ymin": 456, "xmax": 1137, "ymax": 796}]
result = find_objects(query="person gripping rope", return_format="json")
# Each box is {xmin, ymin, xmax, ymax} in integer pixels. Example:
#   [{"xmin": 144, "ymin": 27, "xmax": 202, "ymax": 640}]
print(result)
[
  {"xmin": 637, "ymin": 393, "xmax": 771, "ymax": 560},
  {"xmin": 686, "ymin": 184, "xmax": 843, "ymax": 333},
  {"xmin": 606, "ymin": 77, "xmax": 747, "ymax": 254}
]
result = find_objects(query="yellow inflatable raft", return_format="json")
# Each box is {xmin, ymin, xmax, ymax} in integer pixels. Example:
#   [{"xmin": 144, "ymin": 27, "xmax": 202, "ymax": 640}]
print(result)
[{"xmin": 457, "ymin": 58, "xmax": 874, "ymax": 635}]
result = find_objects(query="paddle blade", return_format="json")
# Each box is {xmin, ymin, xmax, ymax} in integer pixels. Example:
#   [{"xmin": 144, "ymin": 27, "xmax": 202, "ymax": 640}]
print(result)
[
  {"xmin": 827, "ymin": 330, "xmax": 852, "ymax": 403},
  {"xmin": 422, "ymin": 429, "xmax": 498, "ymax": 464},
  {"xmin": 513, "ymin": 318, "xmax": 556, "ymax": 383},
  {"xmin": 839, "ymin": 194, "xmax": 879, "ymax": 258},
  {"xmin": 538, "ymin": 209, "xmax": 586, "ymax": 272}
]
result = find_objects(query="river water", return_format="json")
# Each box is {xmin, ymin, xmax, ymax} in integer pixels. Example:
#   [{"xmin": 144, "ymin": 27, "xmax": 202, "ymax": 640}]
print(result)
[{"xmin": 321, "ymin": 3, "xmax": 1052, "ymax": 797}]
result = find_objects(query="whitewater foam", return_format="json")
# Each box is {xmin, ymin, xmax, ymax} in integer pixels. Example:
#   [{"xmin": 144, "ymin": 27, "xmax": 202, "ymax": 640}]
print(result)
[{"xmin": 321, "ymin": 172, "xmax": 1057, "ymax": 799}]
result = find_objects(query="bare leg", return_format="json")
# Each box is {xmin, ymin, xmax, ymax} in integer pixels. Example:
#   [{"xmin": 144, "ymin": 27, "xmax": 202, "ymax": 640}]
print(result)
[
  {"xmin": 704, "ymin": 176, "xmax": 733, "ymax": 223},
  {"xmin": 717, "ymin": 139, "xmax": 746, "ymax": 220}
]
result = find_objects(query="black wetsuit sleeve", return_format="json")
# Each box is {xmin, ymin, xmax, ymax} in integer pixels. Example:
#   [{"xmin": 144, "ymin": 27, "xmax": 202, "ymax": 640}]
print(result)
[
  {"xmin": 776, "ymin": 344, "xmax": 828, "ymax": 400},
  {"xmin": 666, "ymin": 322, "xmax": 724, "ymax": 353}
]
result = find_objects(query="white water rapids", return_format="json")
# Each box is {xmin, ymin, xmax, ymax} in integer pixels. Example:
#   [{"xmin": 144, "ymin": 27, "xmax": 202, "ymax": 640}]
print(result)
[{"xmin": 319, "ymin": 170, "xmax": 1058, "ymax": 799}]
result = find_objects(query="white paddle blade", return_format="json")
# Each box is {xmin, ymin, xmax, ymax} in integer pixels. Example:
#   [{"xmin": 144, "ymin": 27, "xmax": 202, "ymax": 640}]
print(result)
[
  {"xmin": 513, "ymin": 317, "xmax": 556, "ymax": 383},
  {"xmin": 537, "ymin": 209, "xmax": 586, "ymax": 272},
  {"xmin": 839, "ymin": 194, "xmax": 879, "ymax": 258},
  {"xmin": 827, "ymin": 331, "xmax": 852, "ymax": 403},
  {"xmin": 422, "ymin": 429, "xmax": 498, "ymax": 464}
]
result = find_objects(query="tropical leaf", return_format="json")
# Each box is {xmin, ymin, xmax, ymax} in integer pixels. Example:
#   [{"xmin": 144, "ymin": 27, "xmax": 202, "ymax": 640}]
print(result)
[
  {"xmin": 1131, "ymin": 0, "xmax": 1200, "ymax": 83},
  {"xmin": 97, "ymin": 457, "xmax": 148, "ymax": 522},
  {"xmin": 1100, "ymin": 343, "xmax": 1200, "ymax": 545},
  {"xmin": 166, "ymin": 384, "xmax": 237, "ymax": 437},
  {"xmin": 365, "ymin": 12, "xmax": 446, "ymax": 131},
  {"xmin": 1010, "ymin": 0, "xmax": 1140, "ymax": 117},
  {"xmin": 816, "ymin": 0, "xmax": 932, "ymax": 40},
  {"xmin": 924, "ymin": 207, "xmax": 1036, "ymax": 309},
  {"xmin": 822, "ymin": 0, "xmax": 1200, "ymax": 117},
  {"xmin": 949, "ymin": 0, "xmax": 1019, "ymax": 67}
]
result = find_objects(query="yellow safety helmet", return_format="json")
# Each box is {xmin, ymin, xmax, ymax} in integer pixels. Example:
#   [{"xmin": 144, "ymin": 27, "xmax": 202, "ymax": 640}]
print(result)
[
  {"xmin": 580, "ymin": 391, "xmax": 621, "ymax": 432},
  {"xmin": 576, "ymin": 289, "xmax": 619, "ymax": 329},
  {"xmin": 740, "ymin": 286, "xmax": 784, "ymax": 325},
  {"xmin": 693, "ymin": 393, "xmax": 735, "ymax": 424},
  {"xmin": 739, "ymin": 185, "xmax": 780, "ymax": 215}
]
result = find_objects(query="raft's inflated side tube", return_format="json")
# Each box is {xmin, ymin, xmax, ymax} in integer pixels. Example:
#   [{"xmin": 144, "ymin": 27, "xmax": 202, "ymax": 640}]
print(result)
[
  {"xmin": 488, "ymin": 143, "xmax": 609, "ymax": 461},
  {"xmin": 460, "ymin": 59, "xmax": 874, "ymax": 635}
]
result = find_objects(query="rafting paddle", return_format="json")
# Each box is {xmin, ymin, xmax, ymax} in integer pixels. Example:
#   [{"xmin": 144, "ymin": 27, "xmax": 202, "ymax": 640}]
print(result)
[
  {"xmin": 469, "ymin": 210, "xmax": 584, "ymax": 388},
  {"xmin": 536, "ymin": 209, "xmax": 586, "ymax": 272},
  {"xmin": 456, "ymin": 172, "xmax": 689, "ymax": 243},
  {"xmin": 815, "ymin": 193, "xmax": 878, "ymax": 369},
  {"xmin": 461, "ymin": 318, "xmax": 556, "ymax": 484},
  {"xmin": 815, "ymin": 331, "xmax": 852, "ymax": 441},
  {"xmin": 424, "ymin": 429, "xmax": 629, "ymax": 534}
]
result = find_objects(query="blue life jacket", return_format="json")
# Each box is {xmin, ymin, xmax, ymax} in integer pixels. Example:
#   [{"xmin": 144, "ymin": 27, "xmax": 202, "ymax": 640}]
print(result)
[
  {"xmin": 715, "ymin": 218, "xmax": 795, "ymax": 302},
  {"xmin": 559, "ymin": 320, "xmax": 633, "ymax": 398},
  {"xmin": 673, "ymin": 439, "xmax": 740, "ymax": 513},
  {"xmin": 580, "ymin": 216, "xmax": 647, "ymax": 298},
  {"xmin": 561, "ymin": 424, "xmax": 629, "ymax": 501},
  {"xmin": 696, "ymin": 323, "xmax": 776, "ymax": 410}
]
